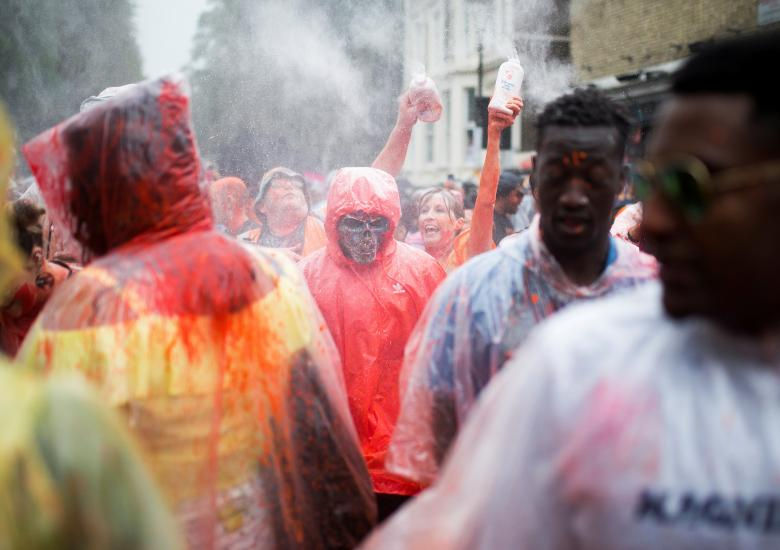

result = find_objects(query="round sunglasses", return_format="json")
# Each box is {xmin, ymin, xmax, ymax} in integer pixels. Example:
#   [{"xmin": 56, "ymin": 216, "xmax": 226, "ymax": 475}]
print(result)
[{"xmin": 633, "ymin": 155, "xmax": 780, "ymax": 221}]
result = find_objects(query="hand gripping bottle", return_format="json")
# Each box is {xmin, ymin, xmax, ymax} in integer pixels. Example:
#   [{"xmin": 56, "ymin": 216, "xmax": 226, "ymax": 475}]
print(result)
[
  {"xmin": 488, "ymin": 57, "xmax": 524, "ymax": 114},
  {"xmin": 408, "ymin": 66, "xmax": 443, "ymax": 123}
]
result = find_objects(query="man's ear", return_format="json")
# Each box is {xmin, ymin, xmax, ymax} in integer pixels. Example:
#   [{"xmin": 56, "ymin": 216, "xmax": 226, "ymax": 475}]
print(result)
[{"xmin": 257, "ymin": 198, "xmax": 268, "ymax": 216}]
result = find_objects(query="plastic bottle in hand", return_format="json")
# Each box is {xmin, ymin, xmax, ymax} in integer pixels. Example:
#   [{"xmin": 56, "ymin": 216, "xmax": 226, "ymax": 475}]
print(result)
[
  {"xmin": 408, "ymin": 67, "xmax": 442, "ymax": 123},
  {"xmin": 488, "ymin": 57, "xmax": 524, "ymax": 115}
]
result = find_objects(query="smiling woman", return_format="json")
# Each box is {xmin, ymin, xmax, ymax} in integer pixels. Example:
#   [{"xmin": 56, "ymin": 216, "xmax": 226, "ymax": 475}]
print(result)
[{"xmin": 417, "ymin": 188, "xmax": 465, "ymax": 267}]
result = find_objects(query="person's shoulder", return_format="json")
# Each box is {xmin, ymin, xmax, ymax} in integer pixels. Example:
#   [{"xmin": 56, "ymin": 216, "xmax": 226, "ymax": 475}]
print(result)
[
  {"xmin": 395, "ymin": 240, "xmax": 438, "ymax": 263},
  {"xmin": 449, "ymin": 233, "xmax": 527, "ymax": 286},
  {"xmin": 305, "ymin": 215, "xmax": 325, "ymax": 230},
  {"xmin": 297, "ymin": 245, "xmax": 328, "ymax": 272},
  {"xmin": 611, "ymin": 237, "xmax": 658, "ymax": 279},
  {"xmin": 529, "ymin": 282, "xmax": 665, "ymax": 368},
  {"xmin": 238, "ymin": 227, "xmax": 263, "ymax": 243},
  {"xmin": 393, "ymin": 241, "xmax": 447, "ymax": 283}
]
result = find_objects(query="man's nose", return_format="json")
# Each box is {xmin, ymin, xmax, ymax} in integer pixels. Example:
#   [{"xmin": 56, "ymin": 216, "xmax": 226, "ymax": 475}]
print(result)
[{"xmin": 559, "ymin": 178, "xmax": 589, "ymax": 208}]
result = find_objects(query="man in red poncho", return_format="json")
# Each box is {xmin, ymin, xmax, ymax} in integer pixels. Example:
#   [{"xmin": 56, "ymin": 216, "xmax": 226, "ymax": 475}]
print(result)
[
  {"xmin": 300, "ymin": 167, "xmax": 446, "ymax": 519},
  {"xmin": 208, "ymin": 176, "xmax": 257, "ymax": 237},
  {"xmin": 19, "ymin": 76, "xmax": 375, "ymax": 549}
]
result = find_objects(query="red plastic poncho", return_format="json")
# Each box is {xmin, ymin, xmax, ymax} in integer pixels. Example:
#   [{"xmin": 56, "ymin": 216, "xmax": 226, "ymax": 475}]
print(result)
[
  {"xmin": 300, "ymin": 167, "xmax": 446, "ymax": 496},
  {"xmin": 19, "ymin": 76, "xmax": 375, "ymax": 549}
]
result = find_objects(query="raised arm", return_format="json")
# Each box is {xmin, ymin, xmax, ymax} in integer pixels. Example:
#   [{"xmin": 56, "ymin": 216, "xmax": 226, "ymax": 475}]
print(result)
[
  {"xmin": 372, "ymin": 91, "xmax": 419, "ymax": 178},
  {"xmin": 467, "ymin": 97, "xmax": 523, "ymax": 258}
]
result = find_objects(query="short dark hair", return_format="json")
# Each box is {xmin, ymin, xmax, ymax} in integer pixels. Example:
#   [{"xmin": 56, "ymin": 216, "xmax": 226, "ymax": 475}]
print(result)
[
  {"xmin": 9, "ymin": 199, "xmax": 45, "ymax": 256},
  {"xmin": 671, "ymin": 30, "xmax": 780, "ymax": 147},
  {"xmin": 497, "ymin": 171, "xmax": 524, "ymax": 199},
  {"xmin": 462, "ymin": 181, "xmax": 477, "ymax": 209},
  {"xmin": 536, "ymin": 88, "xmax": 633, "ymax": 156}
]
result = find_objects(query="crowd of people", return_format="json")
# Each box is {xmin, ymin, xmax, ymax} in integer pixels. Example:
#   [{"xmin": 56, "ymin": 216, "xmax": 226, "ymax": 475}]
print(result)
[{"xmin": 0, "ymin": 29, "xmax": 778, "ymax": 549}]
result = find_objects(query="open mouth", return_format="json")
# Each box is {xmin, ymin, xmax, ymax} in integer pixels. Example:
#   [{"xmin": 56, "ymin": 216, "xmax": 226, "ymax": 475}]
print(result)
[
  {"xmin": 555, "ymin": 215, "xmax": 591, "ymax": 236},
  {"xmin": 423, "ymin": 223, "xmax": 440, "ymax": 237}
]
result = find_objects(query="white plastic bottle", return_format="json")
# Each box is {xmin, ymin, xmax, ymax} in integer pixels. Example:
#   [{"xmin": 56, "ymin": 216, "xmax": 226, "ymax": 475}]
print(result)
[
  {"xmin": 408, "ymin": 67, "xmax": 443, "ymax": 123},
  {"xmin": 488, "ymin": 58, "xmax": 524, "ymax": 115}
]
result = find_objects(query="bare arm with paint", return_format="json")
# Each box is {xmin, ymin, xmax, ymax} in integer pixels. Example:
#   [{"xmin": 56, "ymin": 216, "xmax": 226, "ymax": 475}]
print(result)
[
  {"xmin": 467, "ymin": 97, "xmax": 523, "ymax": 258},
  {"xmin": 372, "ymin": 91, "xmax": 418, "ymax": 178}
]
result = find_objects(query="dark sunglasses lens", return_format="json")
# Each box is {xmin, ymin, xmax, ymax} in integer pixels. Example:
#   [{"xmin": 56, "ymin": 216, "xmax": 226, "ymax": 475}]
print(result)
[
  {"xmin": 632, "ymin": 171, "xmax": 653, "ymax": 200},
  {"xmin": 664, "ymin": 167, "xmax": 706, "ymax": 217}
]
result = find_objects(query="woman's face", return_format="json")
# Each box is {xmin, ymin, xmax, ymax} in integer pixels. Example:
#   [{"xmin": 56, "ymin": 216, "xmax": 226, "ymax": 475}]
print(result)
[{"xmin": 418, "ymin": 193, "xmax": 462, "ymax": 252}]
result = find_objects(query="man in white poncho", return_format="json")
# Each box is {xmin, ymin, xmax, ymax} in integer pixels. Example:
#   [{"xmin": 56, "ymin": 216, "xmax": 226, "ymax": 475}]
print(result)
[{"xmin": 363, "ymin": 30, "xmax": 780, "ymax": 549}]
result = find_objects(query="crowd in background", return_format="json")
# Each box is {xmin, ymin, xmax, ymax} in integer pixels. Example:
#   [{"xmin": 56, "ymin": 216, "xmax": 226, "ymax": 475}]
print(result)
[{"xmin": 0, "ymin": 29, "xmax": 779, "ymax": 550}]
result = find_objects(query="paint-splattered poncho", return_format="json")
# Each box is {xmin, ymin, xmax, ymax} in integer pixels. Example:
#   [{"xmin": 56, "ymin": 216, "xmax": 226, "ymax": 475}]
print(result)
[
  {"xmin": 387, "ymin": 217, "xmax": 657, "ymax": 486},
  {"xmin": 300, "ymin": 167, "xmax": 446, "ymax": 496},
  {"xmin": 364, "ymin": 282, "xmax": 780, "ymax": 549},
  {"xmin": 19, "ymin": 76, "xmax": 375, "ymax": 549}
]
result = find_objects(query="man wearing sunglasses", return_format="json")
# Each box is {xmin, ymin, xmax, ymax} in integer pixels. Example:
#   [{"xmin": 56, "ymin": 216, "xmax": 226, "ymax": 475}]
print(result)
[
  {"xmin": 239, "ymin": 166, "xmax": 327, "ymax": 259},
  {"xmin": 300, "ymin": 167, "xmax": 445, "ymax": 520},
  {"xmin": 363, "ymin": 31, "xmax": 780, "ymax": 550}
]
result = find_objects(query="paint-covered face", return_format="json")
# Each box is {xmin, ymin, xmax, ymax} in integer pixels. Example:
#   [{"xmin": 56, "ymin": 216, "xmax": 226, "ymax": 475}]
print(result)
[
  {"xmin": 337, "ymin": 211, "xmax": 390, "ymax": 265},
  {"xmin": 534, "ymin": 126, "xmax": 623, "ymax": 257},
  {"xmin": 259, "ymin": 177, "xmax": 308, "ymax": 221}
]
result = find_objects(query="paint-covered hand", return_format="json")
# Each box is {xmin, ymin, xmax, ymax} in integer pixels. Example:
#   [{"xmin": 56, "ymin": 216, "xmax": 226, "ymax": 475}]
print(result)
[
  {"xmin": 396, "ymin": 90, "xmax": 418, "ymax": 131},
  {"xmin": 488, "ymin": 96, "xmax": 523, "ymax": 135}
]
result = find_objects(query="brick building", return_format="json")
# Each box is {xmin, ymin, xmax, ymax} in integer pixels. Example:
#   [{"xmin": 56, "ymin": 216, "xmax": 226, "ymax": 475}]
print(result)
[
  {"xmin": 400, "ymin": 0, "xmax": 780, "ymax": 184},
  {"xmin": 571, "ymin": 0, "xmax": 780, "ymax": 155}
]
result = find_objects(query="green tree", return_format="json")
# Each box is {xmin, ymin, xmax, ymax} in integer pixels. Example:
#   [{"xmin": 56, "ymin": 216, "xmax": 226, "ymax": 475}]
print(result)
[
  {"xmin": 189, "ymin": 0, "xmax": 403, "ymax": 183},
  {"xmin": 0, "ymin": 0, "xmax": 143, "ymax": 144}
]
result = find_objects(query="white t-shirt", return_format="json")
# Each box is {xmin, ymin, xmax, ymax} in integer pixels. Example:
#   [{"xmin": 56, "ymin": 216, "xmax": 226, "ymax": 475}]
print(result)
[{"xmin": 364, "ymin": 282, "xmax": 780, "ymax": 549}]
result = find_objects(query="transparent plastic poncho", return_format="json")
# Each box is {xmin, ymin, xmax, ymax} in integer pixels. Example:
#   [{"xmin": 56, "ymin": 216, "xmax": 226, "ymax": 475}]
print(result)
[
  {"xmin": 387, "ymin": 218, "xmax": 658, "ymax": 486},
  {"xmin": 365, "ymin": 282, "xmax": 780, "ymax": 549},
  {"xmin": 19, "ymin": 76, "xmax": 376, "ymax": 549}
]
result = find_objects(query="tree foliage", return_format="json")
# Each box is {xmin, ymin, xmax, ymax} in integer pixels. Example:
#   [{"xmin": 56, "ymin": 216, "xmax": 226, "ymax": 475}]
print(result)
[
  {"xmin": 0, "ymin": 0, "xmax": 143, "ymax": 144},
  {"xmin": 189, "ymin": 0, "xmax": 403, "ymax": 183}
]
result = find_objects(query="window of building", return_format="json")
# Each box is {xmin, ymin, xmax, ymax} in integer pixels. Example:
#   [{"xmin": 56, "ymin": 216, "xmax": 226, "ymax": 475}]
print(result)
[
  {"xmin": 443, "ymin": 0, "xmax": 453, "ymax": 61},
  {"xmin": 520, "ymin": 109, "xmax": 538, "ymax": 152},
  {"xmin": 465, "ymin": 87, "xmax": 479, "ymax": 165},
  {"xmin": 465, "ymin": 87, "xmax": 476, "ymax": 122},
  {"xmin": 442, "ymin": 89, "xmax": 451, "ymax": 164}
]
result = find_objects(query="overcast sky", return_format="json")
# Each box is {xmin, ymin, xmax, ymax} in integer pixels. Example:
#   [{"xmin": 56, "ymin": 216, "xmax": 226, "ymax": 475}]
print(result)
[{"xmin": 135, "ymin": 0, "xmax": 209, "ymax": 78}]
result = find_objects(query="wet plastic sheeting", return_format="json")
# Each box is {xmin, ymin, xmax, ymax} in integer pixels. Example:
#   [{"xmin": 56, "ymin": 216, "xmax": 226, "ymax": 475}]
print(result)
[
  {"xmin": 300, "ymin": 167, "xmax": 446, "ymax": 495},
  {"xmin": 387, "ymin": 218, "xmax": 657, "ymax": 486},
  {"xmin": 19, "ymin": 76, "xmax": 375, "ymax": 549}
]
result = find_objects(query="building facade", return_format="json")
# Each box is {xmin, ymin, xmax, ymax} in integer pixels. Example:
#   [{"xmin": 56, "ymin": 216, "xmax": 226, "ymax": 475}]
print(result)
[
  {"xmin": 401, "ymin": 0, "xmax": 569, "ymax": 186},
  {"xmin": 572, "ymin": 0, "xmax": 780, "ymax": 156},
  {"xmin": 402, "ymin": 0, "xmax": 779, "ymax": 185}
]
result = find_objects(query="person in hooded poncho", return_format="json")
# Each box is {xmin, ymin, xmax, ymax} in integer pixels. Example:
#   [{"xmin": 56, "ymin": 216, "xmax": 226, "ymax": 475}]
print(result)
[
  {"xmin": 299, "ymin": 167, "xmax": 445, "ymax": 512},
  {"xmin": 362, "ymin": 31, "xmax": 780, "ymax": 550},
  {"xmin": 18, "ymin": 76, "xmax": 375, "ymax": 549},
  {"xmin": 386, "ymin": 89, "xmax": 658, "ymax": 487},
  {"xmin": 0, "ymin": 101, "xmax": 181, "ymax": 549}
]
